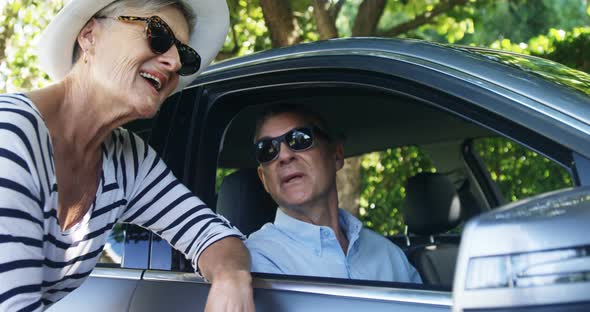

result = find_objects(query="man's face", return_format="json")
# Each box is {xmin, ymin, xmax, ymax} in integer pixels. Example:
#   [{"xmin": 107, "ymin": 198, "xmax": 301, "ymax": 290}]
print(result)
[{"xmin": 256, "ymin": 112, "xmax": 344, "ymax": 209}]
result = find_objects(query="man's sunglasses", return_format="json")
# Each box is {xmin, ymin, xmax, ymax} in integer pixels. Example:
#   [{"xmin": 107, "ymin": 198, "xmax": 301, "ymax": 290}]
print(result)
[
  {"xmin": 103, "ymin": 16, "xmax": 201, "ymax": 76},
  {"xmin": 254, "ymin": 127, "xmax": 317, "ymax": 164}
]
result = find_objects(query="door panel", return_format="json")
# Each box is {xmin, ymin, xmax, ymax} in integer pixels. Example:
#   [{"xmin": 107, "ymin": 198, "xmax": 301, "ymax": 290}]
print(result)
[
  {"xmin": 47, "ymin": 268, "xmax": 142, "ymax": 312},
  {"xmin": 129, "ymin": 271, "xmax": 451, "ymax": 312}
]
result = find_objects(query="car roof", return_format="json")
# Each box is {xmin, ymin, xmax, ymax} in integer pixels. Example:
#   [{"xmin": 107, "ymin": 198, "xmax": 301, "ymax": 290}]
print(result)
[{"xmin": 195, "ymin": 38, "xmax": 590, "ymax": 127}]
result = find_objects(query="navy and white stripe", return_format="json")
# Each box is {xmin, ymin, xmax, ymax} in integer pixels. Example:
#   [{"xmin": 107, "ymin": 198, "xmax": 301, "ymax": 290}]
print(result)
[{"xmin": 0, "ymin": 94, "xmax": 243, "ymax": 311}]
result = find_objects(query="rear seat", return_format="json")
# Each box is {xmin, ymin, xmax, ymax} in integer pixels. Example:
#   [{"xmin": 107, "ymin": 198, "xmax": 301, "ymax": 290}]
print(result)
[{"xmin": 402, "ymin": 172, "xmax": 463, "ymax": 287}]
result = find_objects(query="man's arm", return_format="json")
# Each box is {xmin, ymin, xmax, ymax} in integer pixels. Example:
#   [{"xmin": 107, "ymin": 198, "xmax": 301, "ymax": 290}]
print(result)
[{"xmin": 198, "ymin": 237, "xmax": 255, "ymax": 312}]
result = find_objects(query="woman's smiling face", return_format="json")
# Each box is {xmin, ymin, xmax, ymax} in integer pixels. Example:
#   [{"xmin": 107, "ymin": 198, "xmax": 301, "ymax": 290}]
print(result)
[{"xmin": 87, "ymin": 5, "xmax": 189, "ymax": 118}]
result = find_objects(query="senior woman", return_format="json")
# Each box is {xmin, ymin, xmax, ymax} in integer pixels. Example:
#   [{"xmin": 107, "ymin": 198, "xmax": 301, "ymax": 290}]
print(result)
[{"xmin": 0, "ymin": 0, "xmax": 254, "ymax": 311}]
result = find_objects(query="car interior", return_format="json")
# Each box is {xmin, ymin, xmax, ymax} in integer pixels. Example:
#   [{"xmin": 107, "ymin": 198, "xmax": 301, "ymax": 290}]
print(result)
[{"xmin": 211, "ymin": 85, "xmax": 500, "ymax": 288}]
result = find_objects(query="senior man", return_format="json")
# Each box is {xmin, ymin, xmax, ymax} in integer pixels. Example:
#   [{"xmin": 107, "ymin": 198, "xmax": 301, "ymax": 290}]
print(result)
[{"xmin": 245, "ymin": 104, "xmax": 422, "ymax": 283}]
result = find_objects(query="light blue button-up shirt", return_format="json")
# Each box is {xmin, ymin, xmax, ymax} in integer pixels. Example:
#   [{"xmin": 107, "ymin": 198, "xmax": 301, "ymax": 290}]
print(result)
[{"xmin": 246, "ymin": 208, "xmax": 422, "ymax": 283}]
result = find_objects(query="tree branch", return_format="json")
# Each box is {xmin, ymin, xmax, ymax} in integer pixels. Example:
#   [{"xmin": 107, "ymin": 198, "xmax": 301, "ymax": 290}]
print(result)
[
  {"xmin": 378, "ymin": 0, "xmax": 469, "ymax": 37},
  {"xmin": 0, "ymin": 6, "xmax": 16, "ymax": 63},
  {"xmin": 259, "ymin": 0, "xmax": 301, "ymax": 47},
  {"xmin": 330, "ymin": 0, "xmax": 346, "ymax": 20},
  {"xmin": 312, "ymin": 0, "xmax": 339, "ymax": 39},
  {"xmin": 352, "ymin": 0, "xmax": 386, "ymax": 37},
  {"xmin": 215, "ymin": 0, "xmax": 242, "ymax": 61}
]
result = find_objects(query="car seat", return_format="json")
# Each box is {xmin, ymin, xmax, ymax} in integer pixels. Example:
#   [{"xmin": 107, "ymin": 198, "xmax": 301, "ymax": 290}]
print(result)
[
  {"xmin": 216, "ymin": 168, "xmax": 277, "ymax": 236},
  {"xmin": 403, "ymin": 172, "xmax": 463, "ymax": 287}
]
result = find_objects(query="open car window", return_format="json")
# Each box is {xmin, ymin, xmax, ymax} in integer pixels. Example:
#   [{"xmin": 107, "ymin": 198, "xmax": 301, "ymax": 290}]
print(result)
[
  {"xmin": 207, "ymin": 81, "xmax": 579, "ymax": 291},
  {"xmin": 472, "ymin": 137, "xmax": 573, "ymax": 204}
]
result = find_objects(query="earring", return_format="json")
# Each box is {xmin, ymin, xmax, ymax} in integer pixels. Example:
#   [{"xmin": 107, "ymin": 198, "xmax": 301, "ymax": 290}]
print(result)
[{"xmin": 83, "ymin": 49, "xmax": 88, "ymax": 64}]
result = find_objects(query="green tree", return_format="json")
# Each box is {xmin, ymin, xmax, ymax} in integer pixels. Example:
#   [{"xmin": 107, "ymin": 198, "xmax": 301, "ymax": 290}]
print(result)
[
  {"xmin": 359, "ymin": 147, "xmax": 435, "ymax": 236},
  {"xmin": 474, "ymin": 138, "xmax": 573, "ymax": 203},
  {"xmin": 0, "ymin": 0, "xmax": 63, "ymax": 93},
  {"xmin": 462, "ymin": 0, "xmax": 589, "ymax": 45}
]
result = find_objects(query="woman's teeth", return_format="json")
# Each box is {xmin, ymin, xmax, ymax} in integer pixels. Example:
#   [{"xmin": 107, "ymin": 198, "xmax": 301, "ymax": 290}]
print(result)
[{"xmin": 140, "ymin": 72, "xmax": 162, "ymax": 91}]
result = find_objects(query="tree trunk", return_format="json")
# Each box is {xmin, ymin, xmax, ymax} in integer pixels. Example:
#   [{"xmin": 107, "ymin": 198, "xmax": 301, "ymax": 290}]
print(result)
[
  {"xmin": 312, "ymin": 0, "xmax": 339, "ymax": 39},
  {"xmin": 259, "ymin": 0, "xmax": 301, "ymax": 47},
  {"xmin": 337, "ymin": 157, "xmax": 362, "ymax": 216},
  {"xmin": 336, "ymin": 0, "xmax": 386, "ymax": 217},
  {"xmin": 352, "ymin": 0, "xmax": 386, "ymax": 36}
]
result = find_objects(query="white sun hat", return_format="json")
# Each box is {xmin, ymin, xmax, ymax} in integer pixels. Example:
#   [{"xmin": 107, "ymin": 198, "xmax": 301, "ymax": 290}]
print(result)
[{"xmin": 37, "ymin": 0, "xmax": 229, "ymax": 94}]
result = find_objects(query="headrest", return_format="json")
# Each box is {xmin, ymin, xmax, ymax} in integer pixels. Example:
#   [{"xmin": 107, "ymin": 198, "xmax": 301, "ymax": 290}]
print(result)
[
  {"xmin": 403, "ymin": 173, "xmax": 462, "ymax": 235},
  {"xmin": 216, "ymin": 169, "xmax": 277, "ymax": 236}
]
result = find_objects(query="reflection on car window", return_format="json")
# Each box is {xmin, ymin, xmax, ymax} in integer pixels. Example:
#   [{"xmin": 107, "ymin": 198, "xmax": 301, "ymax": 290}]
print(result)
[
  {"xmin": 97, "ymin": 224, "xmax": 151, "ymax": 268},
  {"xmin": 216, "ymin": 168, "xmax": 237, "ymax": 192},
  {"xmin": 473, "ymin": 137, "xmax": 573, "ymax": 203},
  {"xmin": 98, "ymin": 223, "xmax": 124, "ymax": 267}
]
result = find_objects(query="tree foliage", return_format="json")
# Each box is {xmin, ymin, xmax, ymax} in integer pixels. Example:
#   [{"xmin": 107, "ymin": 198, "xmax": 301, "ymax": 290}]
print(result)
[
  {"xmin": 474, "ymin": 138, "xmax": 572, "ymax": 203},
  {"xmin": 0, "ymin": 0, "xmax": 62, "ymax": 93},
  {"xmin": 359, "ymin": 147, "xmax": 435, "ymax": 236}
]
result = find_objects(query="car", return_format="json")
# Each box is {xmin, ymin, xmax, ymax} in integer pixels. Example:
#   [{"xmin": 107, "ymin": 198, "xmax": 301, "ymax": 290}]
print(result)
[{"xmin": 47, "ymin": 38, "xmax": 590, "ymax": 312}]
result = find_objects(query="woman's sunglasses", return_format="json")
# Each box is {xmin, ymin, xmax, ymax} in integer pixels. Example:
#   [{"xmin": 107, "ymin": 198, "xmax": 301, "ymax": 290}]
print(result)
[
  {"xmin": 254, "ymin": 127, "xmax": 317, "ymax": 164},
  {"xmin": 103, "ymin": 15, "xmax": 201, "ymax": 76}
]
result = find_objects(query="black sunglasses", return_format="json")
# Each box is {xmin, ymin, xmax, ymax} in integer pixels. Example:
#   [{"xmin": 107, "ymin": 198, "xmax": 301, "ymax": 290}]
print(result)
[
  {"xmin": 104, "ymin": 15, "xmax": 201, "ymax": 76},
  {"xmin": 254, "ymin": 127, "xmax": 318, "ymax": 164}
]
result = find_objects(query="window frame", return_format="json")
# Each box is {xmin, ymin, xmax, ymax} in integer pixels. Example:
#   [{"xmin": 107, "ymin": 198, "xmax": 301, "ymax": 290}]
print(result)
[{"xmin": 464, "ymin": 136, "xmax": 576, "ymax": 208}]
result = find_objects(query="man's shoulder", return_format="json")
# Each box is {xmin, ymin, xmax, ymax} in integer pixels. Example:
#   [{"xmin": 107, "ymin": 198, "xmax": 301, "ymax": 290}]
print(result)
[
  {"xmin": 356, "ymin": 227, "xmax": 422, "ymax": 283},
  {"xmin": 245, "ymin": 222, "xmax": 281, "ymax": 247},
  {"xmin": 358, "ymin": 227, "xmax": 390, "ymax": 243},
  {"xmin": 358, "ymin": 227, "xmax": 405, "ymax": 254},
  {"xmin": 245, "ymin": 222, "xmax": 295, "ymax": 267}
]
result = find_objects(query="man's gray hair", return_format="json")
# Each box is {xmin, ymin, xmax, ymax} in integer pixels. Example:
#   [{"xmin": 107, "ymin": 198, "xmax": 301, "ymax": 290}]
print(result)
[
  {"xmin": 253, "ymin": 103, "xmax": 342, "ymax": 144},
  {"xmin": 73, "ymin": 0, "xmax": 196, "ymax": 63}
]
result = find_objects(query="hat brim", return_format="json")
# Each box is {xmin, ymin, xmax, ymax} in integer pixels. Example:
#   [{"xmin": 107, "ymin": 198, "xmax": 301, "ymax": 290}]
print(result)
[{"xmin": 37, "ymin": 0, "xmax": 229, "ymax": 95}]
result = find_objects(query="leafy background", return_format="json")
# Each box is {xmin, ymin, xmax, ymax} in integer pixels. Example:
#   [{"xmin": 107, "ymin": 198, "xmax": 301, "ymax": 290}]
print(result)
[{"xmin": 2, "ymin": 0, "xmax": 587, "ymax": 237}]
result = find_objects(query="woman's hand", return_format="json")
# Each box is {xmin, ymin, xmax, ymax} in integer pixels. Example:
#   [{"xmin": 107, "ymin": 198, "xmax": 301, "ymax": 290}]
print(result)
[
  {"xmin": 198, "ymin": 237, "xmax": 255, "ymax": 311},
  {"xmin": 204, "ymin": 269, "xmax": 254, "ymax": 312}
]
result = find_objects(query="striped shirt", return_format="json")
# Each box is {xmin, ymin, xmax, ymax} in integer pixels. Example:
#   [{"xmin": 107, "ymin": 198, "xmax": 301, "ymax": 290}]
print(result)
[{"xmin": 0, "ymin": 94, "xmax": 243, "ymax": 311}]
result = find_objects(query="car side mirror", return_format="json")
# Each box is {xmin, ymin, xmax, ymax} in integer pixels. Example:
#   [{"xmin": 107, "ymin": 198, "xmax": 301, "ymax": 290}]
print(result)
[{"xmin": 452, "ymin": 187, "xmax": 590, "ymax": 311}]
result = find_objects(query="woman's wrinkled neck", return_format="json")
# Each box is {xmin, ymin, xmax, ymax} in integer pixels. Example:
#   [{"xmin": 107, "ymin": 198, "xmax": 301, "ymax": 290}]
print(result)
[{"xmin": 27, "ymin": 63, "xmax": 132, "ymax": 158}]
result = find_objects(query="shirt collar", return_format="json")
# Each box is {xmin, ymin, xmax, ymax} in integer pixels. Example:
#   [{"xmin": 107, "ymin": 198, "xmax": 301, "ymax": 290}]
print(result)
[
  {"xmin": 338, "ymin": 208, "xmax": 363, "ymax": 251},
  {"xmin": 273, "ymin": 207, "xmax": 363, "ymax": 255}
]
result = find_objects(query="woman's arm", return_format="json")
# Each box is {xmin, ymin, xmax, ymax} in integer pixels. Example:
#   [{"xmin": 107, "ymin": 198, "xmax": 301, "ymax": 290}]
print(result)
[
  {"xmin": 117, "ymin": 129, "xmax": 254, "ymax": 310},
  {"xmin": 198, "ymin": 237, "xmax": 254, "ymax": 312}
]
